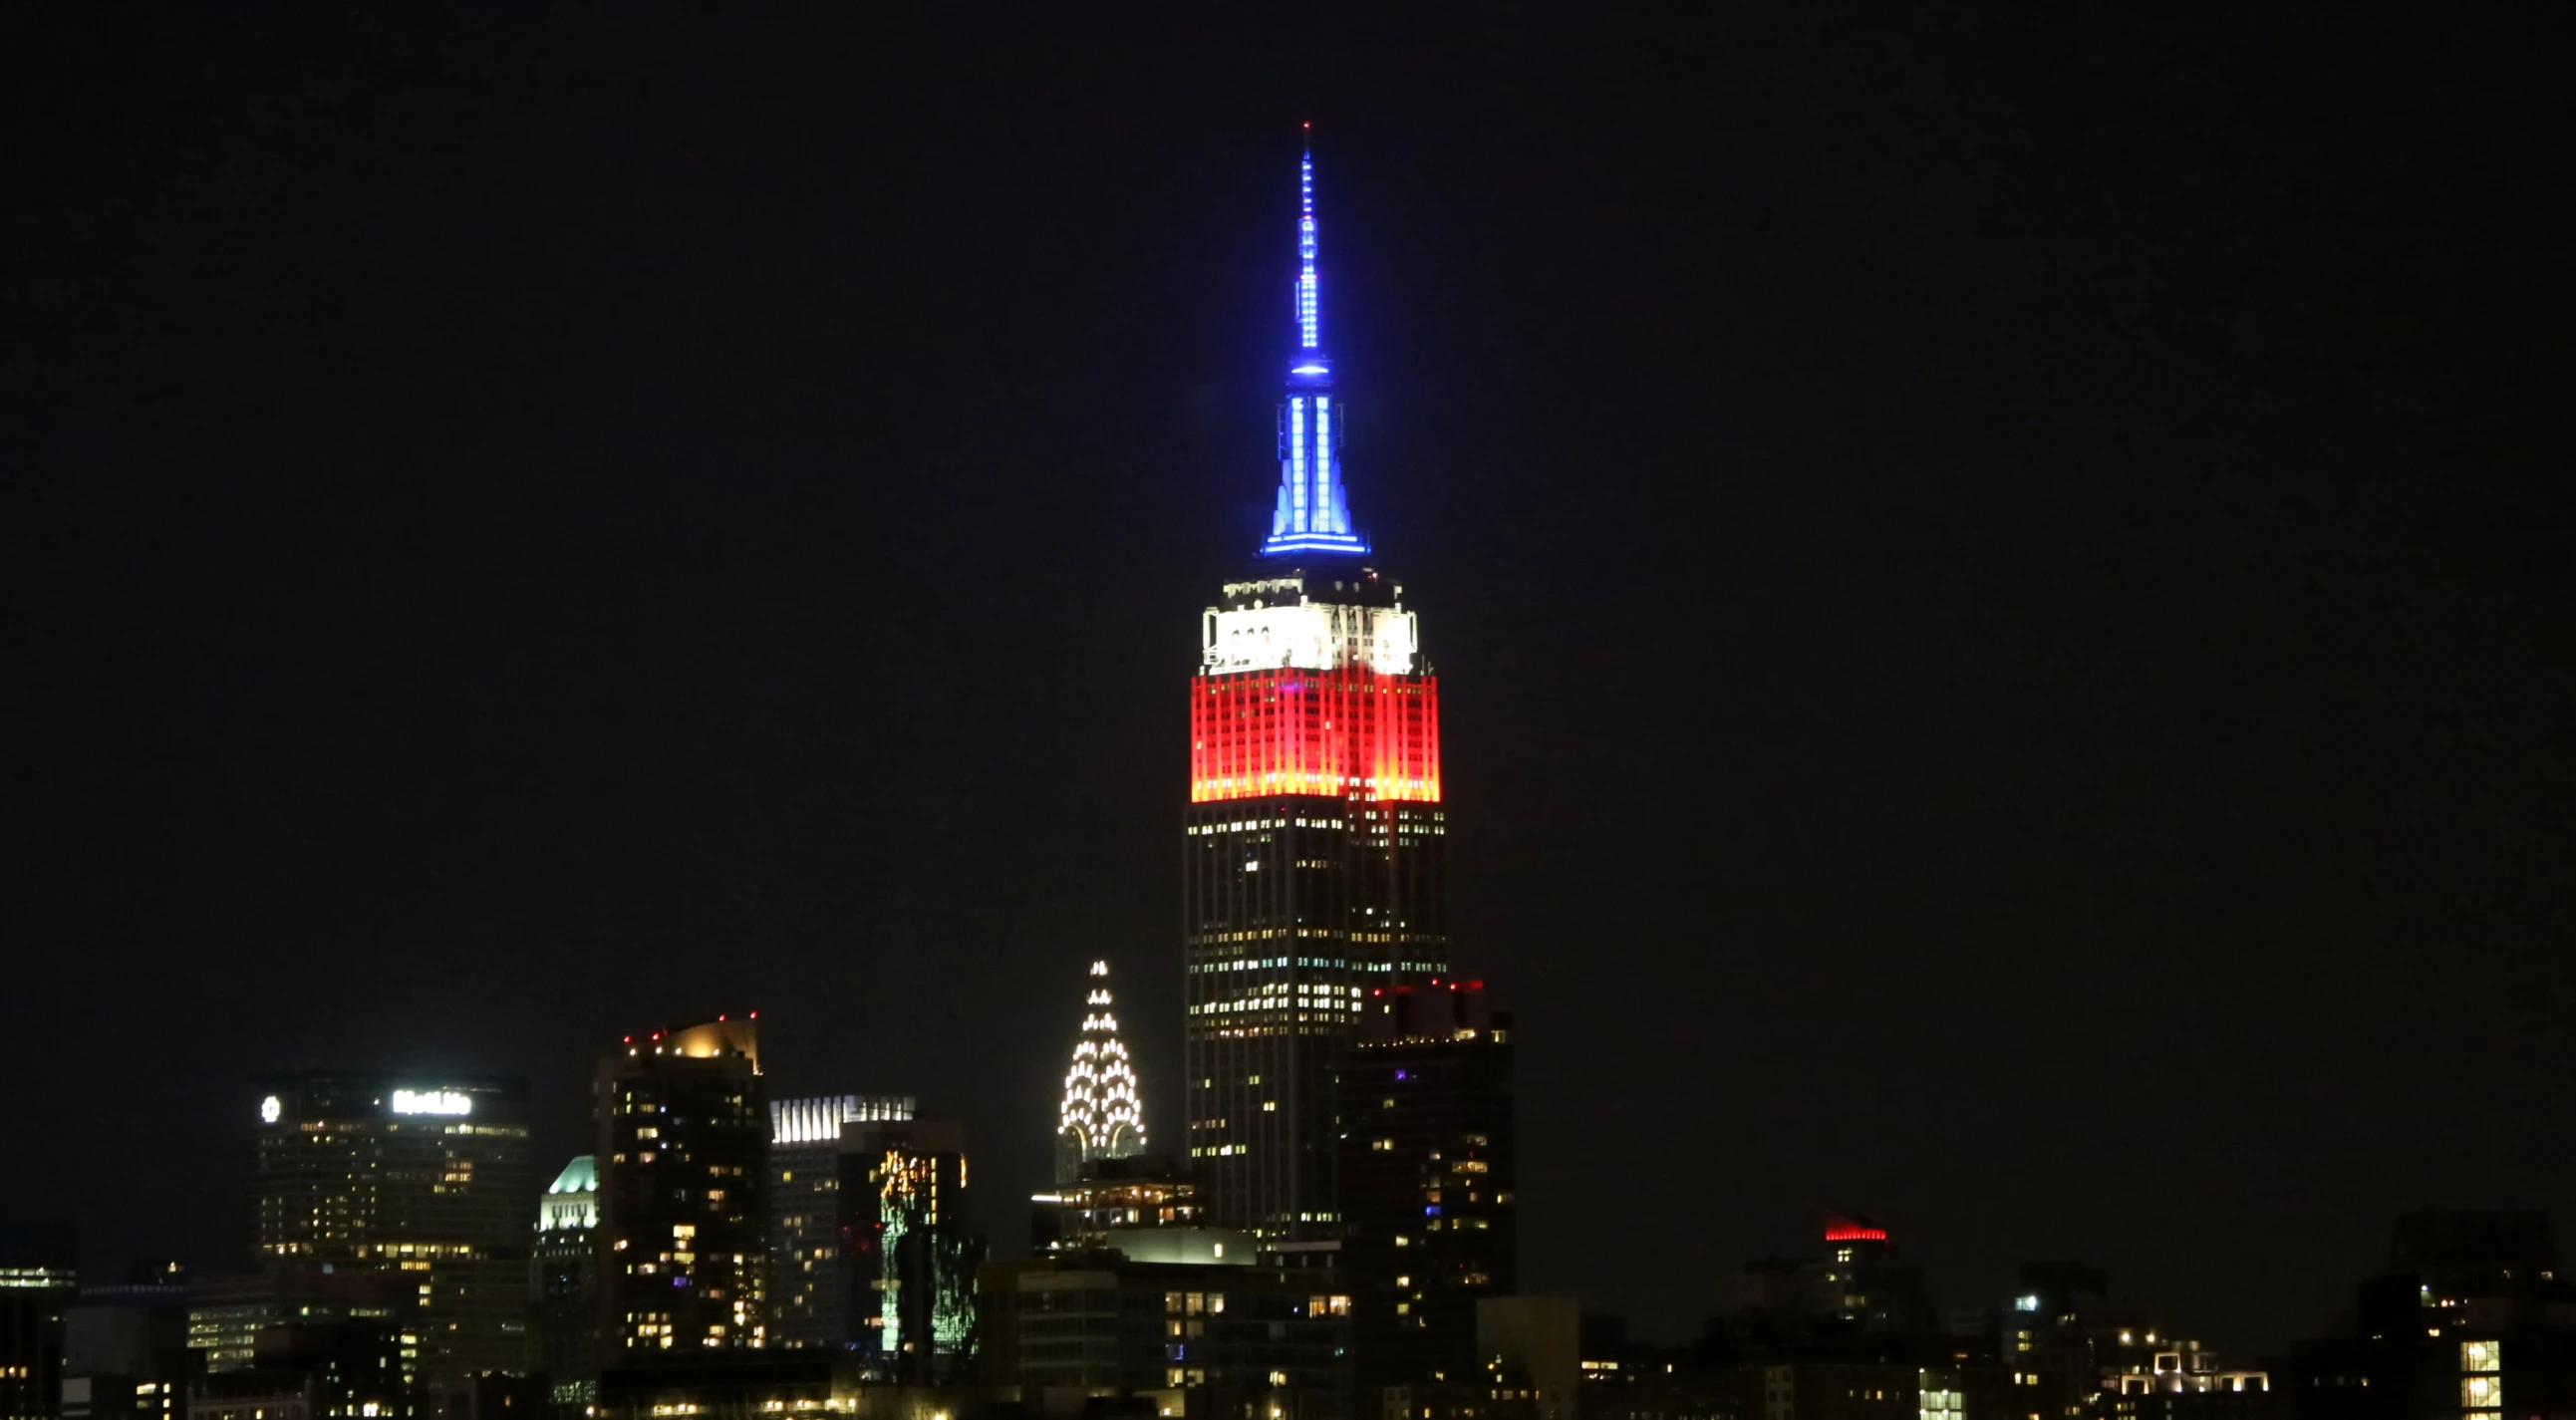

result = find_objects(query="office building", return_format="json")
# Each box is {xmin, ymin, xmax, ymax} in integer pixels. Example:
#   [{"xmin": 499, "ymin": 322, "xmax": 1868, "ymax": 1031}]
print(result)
[
  {"xmin": 1185, "ymin": 139, "xmax": 1449, "ymax": 1241},
  {"xmin": 1057, "ymin": 961, "xmax": 1147, "ymax": 1186},
  {"xmin": 186, "ymin": 1271, "xmax": 417, "ymax": 1382},
  {"xmin": 0, "ymin": 1230, "xmax": 76, "ymax": 1420},
  {"xmin": 529, "ymin": 1155, "xmax": 600, "ymax": 1396},
  {"xmin": 1816, "ymin": 1218, "xmax": 1939, "ymax": 1339},
  {"xmin": 595, "ymin": 1018, "xmax": 770, "ymax": 1359},
  {"xmin": 1033, "ymin": 1155, "xmax": 1202, "ymax": 1257},
  {"xmin": 1936, "ymin": 1261, "xmax": 2261, "ymax": 1420},
  {"xmin": 840, "ymin": 1121, "xmax": 981, "ymax": 1385},
  {"xmin": 767, "ymin": 1093, "xmax": 913, "ymax": 1353},
  {"xmin": 185, "ymin": 1321, "xmax": 410, "ymax": 1420},
  {"xmin": 2284, "ymin": 1210, "xmax": 2574, "ymax": 1420},
  {"xmin": 246, "ymin": 1073, "xmax": 532, "ymax": 1389},
  {"xmin": 1472, "ymin": 1297, "xmax": 1579, "ymax": 1420},
  {"xmin": 60, "ymin": 1279, "xmax": 189, "ymax": 1420},
  {"xmin": 1336, "ymin": 980, "xmax": 1516, "ymax": 1390},
  {"xmin": 1725, "ymin": 1217, "xmax": 1939, "ymax": 1351},
  {"xmin": 985, "ymin": 1249, "xmax": 1351, "ymax": 1419}
]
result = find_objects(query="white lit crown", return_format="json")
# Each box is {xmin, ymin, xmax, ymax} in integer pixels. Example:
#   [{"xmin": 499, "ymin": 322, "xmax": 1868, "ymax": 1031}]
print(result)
[{"xmin": 1057, "ymin": 959, "xmax": 1147, "ymax": 1181}]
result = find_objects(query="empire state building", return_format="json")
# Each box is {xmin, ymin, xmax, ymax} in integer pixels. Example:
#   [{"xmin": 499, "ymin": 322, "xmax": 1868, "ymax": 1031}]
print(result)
[{"xmin": 1184, "ymin": 140, "xmax": 1448, "ymax": 1239}]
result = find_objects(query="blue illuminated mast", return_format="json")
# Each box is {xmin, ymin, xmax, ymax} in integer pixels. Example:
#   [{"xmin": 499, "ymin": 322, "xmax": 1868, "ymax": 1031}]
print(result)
[{"xmin": 1261, "ymin": 131, "xmax": 1370, "ymax": 559}]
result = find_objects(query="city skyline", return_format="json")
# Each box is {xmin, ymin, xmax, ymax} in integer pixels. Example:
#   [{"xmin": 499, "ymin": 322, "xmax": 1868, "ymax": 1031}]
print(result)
[{"xmin": 5, "ymin": 5, "xmax": 2564, "ymax": 1367}]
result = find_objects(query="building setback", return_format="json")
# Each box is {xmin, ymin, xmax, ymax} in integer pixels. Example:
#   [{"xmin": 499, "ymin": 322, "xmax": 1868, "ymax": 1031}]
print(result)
[
  {"xmin": 1185, "ymin": 139, "xmax": 1450, "ymax": 1242},
  {"xmin": 245, "ymin": 1072, "xmax": 533, "ymax": 1390}
]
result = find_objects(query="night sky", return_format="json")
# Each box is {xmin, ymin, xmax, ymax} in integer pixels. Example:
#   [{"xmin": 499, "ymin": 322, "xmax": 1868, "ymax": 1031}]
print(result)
[{"xmin": 6, "ymin": 8, "xmax": 2566, "ymax": 1356}]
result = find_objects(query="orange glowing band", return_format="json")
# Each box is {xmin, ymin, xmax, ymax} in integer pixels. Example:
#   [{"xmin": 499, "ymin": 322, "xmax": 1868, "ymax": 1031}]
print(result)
[{"xmin": 1189, "ymin": 667, "xmax": 1441, "ymax": 803}]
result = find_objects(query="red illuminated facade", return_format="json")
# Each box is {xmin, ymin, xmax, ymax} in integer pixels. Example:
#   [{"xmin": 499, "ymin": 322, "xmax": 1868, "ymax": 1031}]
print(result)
[
  {"xmin": 1190, "ymin": 665, "xmax": 1441, "ymax": 804},
  {"xmin": 1184, "ymin": 567, "xmax": 1450, "ymax": 1240}
]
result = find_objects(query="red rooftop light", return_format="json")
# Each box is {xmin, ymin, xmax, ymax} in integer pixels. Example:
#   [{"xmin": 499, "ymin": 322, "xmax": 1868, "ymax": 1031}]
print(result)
[{"xmin": 1824, "ymin": 1223, "xmax": 1888, "ymax": 1243}]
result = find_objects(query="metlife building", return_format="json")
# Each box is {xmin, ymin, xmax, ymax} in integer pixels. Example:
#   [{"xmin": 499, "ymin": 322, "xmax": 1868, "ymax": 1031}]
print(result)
[{"xmin": 248, "ymin": 1072, "xmax": 533, "ymax": 1389}]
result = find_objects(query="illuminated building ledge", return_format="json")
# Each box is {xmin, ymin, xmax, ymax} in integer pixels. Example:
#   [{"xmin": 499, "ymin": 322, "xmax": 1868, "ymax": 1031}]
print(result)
[{"xmin": 1262, "ymin": 531, "xmax": 1370, "ymax": 556}]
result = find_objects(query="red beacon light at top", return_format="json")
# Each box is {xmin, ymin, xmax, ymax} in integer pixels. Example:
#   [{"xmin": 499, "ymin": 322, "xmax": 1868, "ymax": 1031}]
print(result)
[{"xmin": 1824, "ymin": 1222, "xmax": 1889, "ymax": 1243}]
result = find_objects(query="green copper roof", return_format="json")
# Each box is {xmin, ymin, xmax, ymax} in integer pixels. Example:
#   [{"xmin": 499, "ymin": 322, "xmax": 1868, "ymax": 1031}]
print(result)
[{"xmin": 546, "ymin": 1154, "xmax": 598, "ymax": 1195}]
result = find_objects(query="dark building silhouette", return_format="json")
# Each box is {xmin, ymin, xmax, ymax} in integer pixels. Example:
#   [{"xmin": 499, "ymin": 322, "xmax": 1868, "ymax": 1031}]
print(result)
[
  {"xmin": 1184, "ymin": 142, "xmax": 1449, "ymax": 1242},
  {"xmin": 61, "ymin": 1278, "xmax": 190, "ymax": 1420},
  {"xmin": 529, "ymin": 1155, "xmax": 599, "ymax": 1399},
  {"xmin": 0, "ymin": 1229, "xmax": 77, "ymax": 1420},
  {"xmin": 1474, "ymin": 1295, "xmax": 1579, "ymax": 1420},
  {"xmin": 2285, "ymin": 1210, "xmax": 2576, "ymax": 1420},
  {"xmin": 1995, "ymin": 1262, "xmax": 2121, "ymax": 1419},
  {"xmin": 593, "ymin": 1358, "xmax": 835, "ymax": 1420},
  {"xmin": 1954, "ymin": 1261, "xmax": 2268, "ymax": 1420},
  {"xmin": 186, "ymin": 1320, "xmax": 411, "ymax": 1420},
  {"xmin": 595, "ymin": 1019, "xmax": 769, "ymax": 1360},
  {"xmin": 182, "ymin": 1270, "xmax": 416, "ymax": 1385},
  {"xmin": 182, "ymin": 1269, "xmax": 416, "ymax": 1387},
  {"xmin": 245, "ymin": 1072, "xmax": 534, "ymax": 1389},
  {"xmin": 1719, "ymin": 1216, "xmax": 1939, "ymax": 1357},
  {"xmin": 2387, "ymin": 1210, "xmax": 2559, "ymax": 1292},
  {"xmin": 1337, "ymin": 979, "xmax": 1516, "ymax": 1391}
]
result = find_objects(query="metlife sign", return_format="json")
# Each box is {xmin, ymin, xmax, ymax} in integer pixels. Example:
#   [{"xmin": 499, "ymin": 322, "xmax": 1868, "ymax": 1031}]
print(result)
[{"xmin": 391, "ymin": 1088, "xmax": 474, "ymax": 1116}]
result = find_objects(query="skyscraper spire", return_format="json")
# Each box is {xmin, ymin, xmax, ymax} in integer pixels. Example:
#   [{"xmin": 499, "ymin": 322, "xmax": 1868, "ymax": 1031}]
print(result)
[
  {"xmin": 1263, "ymin": 129, "xmax": 1370, "ymax": 558},
  {"xmin": 1055, "ymin": 960, "xmax": 1146, "ymax": 1185},
  {"xmin": 1295, "ymin": 130, "xmax": 1322, "ymax": 354},
  {"xmin": 1189, "ymin": 139, "xmax": 1449, "ymax": 1243}
]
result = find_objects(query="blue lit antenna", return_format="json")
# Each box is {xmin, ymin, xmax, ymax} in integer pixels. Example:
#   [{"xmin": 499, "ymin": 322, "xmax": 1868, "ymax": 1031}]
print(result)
[
  {"xmin": 1262, "ymin": 127, "xmax": 1369, "ymax": 558},
  {"xmin": 1295, "ymin": 139, "xmax": 1321, "ymax": 352}
]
